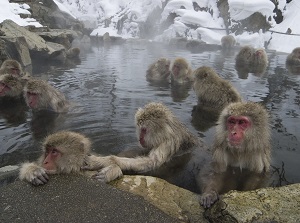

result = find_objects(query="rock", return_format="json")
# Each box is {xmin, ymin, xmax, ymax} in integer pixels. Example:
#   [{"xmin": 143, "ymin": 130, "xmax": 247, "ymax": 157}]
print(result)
[
  {"xmin": 204, "ymin": 184, "xmax": 300, "ymax": 223},
  {"xmin": 111, "ymin": 175, "xmax": 207, "ymax": 223},
  {"xmin": 0, "ymin": 36, "xmax": 32, "ymax": 71},
  {"xmin": 36, "ymin": 29, "xmax": 79, "ymax": 49},
  {"xmin": 0, "ymin": 19, "xmax": 65, "ymax": 61}
]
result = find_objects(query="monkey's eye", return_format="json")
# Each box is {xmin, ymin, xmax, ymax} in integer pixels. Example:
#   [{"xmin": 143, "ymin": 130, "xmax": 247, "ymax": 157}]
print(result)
[
  {"xmin": 228, "ymin": 118, "xmax": 236, "ymax": 124},
  {"xmin": 27, "ymin": 92, "xmax": 37, "ymax": 96}
]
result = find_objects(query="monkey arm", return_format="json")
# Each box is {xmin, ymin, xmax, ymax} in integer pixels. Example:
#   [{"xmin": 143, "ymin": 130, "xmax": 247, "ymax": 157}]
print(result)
[
  {"xmin": 81, "ymin": 155, "xmax": 114, "ymax": 171},
  {"xmin": 111, "ymin": 143, "xmax": 174, "ymax": 173},
  {"xmin": 19, "ymin": 162, "xmax": 49, "ymax": 186}
]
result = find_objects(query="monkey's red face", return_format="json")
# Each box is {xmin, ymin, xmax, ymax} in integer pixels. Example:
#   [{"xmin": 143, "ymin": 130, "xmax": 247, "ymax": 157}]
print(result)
[
  {"xmin": 0, "ymin": 82, "xmax": 10, "ymax": 96},
  {"xmin": 227, "ymin": 116, "xmax": 251, "ymax": 147},
  {"xmin": 26, "ymin": 92, "xmax": 38, "ymax": 108},
  {"xmin": 172, "ymin": 64, "xmax": 180, "ymax": 76},
  {"xmin": 42, "ymin": 147, "xmax": 62, "ymax": 174},
  {"xmin": 139, "ymin": 127, "xmax": 147, "ymax": 147},
  {"xmin": 10, "ymin": 67, "xmax": 20, "ymax": 76}
]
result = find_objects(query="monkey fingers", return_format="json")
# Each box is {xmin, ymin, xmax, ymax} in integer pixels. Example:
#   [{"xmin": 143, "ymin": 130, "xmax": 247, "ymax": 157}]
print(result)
[
  {"xmin": 31, "ymin": 174, "xmax": 49, "ymax": 186},
  {"xmin": 199, "ymin": 191, "xmax": 219, "ymax": 208},
  {"xmin": 92, "ymin": 164, "xmax": 123, "ymax": 183}
]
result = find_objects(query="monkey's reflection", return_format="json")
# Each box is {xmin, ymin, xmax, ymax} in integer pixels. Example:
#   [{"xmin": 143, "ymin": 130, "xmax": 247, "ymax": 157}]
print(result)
[
  {"xmin": 191, "ymin": 104, "xmax": 219, "ymax": 132},
  {"xmin": 0, "ymin": 98, "xmax": 28, "ymax": 126},
  {"xmin": 170, "ymin": 81, "xmax": 192, "ymax": 102},
  {"xmin": 30, "ymin": 111, "xmax": 66, "ymax": 140}
]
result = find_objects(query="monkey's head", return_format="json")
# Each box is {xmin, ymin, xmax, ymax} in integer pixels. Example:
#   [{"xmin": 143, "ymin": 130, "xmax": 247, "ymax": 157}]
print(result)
[
  {"xmin": 171, "ymin": 57, "xmax": 189, "ymax": 78},
  {"xmin": 156, "ymin": 58, "xmax": 171, "ymax": 75},
  {"xmin": 0, "ymin": 74, "xmax": 22, "ymax": 97},
  {"xmin": 42, "ymin": 131, "xmax": 91, "ymax": 174},
  {"xmin": 292, "ymin": 47, "xmax": 300, "ymax": 58},
  {"xmin": 24, "ymin": 79, "xmax": 49, "ymax": 109},
  {"xmin": 193, "ymin": 66, "xmax": 219, "ymax": 89},
  {"xmin": 135, "ymin": 102, "xmax": 175, "ymax": 148},
  {"xmin": 236, "ymin": 46, "xmax": 254, "ymax": 62},
  {"xmin": 216, "ymin": 102, "xmax": 270, "ymax": 151},
  {"xmin": 0, "ymin": 59, "xmax": 22, "ymax": 76}
]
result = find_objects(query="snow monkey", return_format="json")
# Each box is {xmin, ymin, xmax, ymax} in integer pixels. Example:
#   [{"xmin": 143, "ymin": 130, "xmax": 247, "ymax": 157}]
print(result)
[
  {"xmin": 23, "ymin": 79, "xmax": 69, "ymax": 113},
  {"xmin": 0, "ymin": 59, "xmax": 23, "ymax": 77},
  {"xmin": 82, "ymin": 102, "xmax": 200, "ymax": 183},
  {"xmin": 221, "ymin": 35, "xmax": 236, "ymax": 50},
  {"xmin": 19, "ymin": 131, "xmax": 91, "ymax": 185},
  {"xmin": 193, "ymin": 66, "xmax": 242, "ymax": 110},
  {"xmin": 197, "ymin": 102, "xmax": 271, "ymax": 208},
  {"xmin": 286, "ymin": 47, "xmax": 300, "ymax": 66},
  {"xmin": 146, "ymin": 57, "xmax": 171, "ymax": 81},
  {"xmin": 170, "ymin": 57, "xmax": 194, "ymax": 83},
  {"xmin": 66, "ymin": 47, "xmax": 81, "ymax": 59},
  {"xmin": 0, "ymin": 74, "xmax": 23, "ymax": 98},
  {"xmin": 235, "ymin": 46, "xmax": 255, "ymax": 66}
]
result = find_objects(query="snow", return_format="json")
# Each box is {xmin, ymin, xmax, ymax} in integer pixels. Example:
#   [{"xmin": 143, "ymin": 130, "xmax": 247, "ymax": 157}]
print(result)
[{"xmin": 1, "ymin": 0, "xmax": 300, "ymax": 53}]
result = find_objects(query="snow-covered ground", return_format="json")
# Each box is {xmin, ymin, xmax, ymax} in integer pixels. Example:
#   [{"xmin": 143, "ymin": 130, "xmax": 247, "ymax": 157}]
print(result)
[{"xmin": 1, "ymin": 0, "xmax": 299, "ymax": 53}]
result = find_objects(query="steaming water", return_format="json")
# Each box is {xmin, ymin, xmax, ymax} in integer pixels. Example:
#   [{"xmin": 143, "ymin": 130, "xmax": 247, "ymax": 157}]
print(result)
[{"xmin": 0, "ymin": 42, "xmax": 299, "ymax": 187}]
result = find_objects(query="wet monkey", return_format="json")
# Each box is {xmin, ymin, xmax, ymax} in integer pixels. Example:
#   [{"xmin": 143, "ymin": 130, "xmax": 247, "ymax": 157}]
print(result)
[
  {"xmin": 82, "ymin": 102, "xmax": 200, "ymax": 183},
  {"xmin": 19, "ymin": 131, "xmax": 91, "ymax": 185},
  {"xmin": 0, "ymin": 59, "xmax": 23, "ymax": 77},
  {"xmin": 193, "ymin": 66, "xmax": 242, "ymax": 110},
  {"xmin": 23, "ymin": 79, "xmax": 69, "ymax": 113},
  {"xmin": 235, "ymin": 46, "xmax": 254, "ymax": 66},
  {"xmin": 286, "ymin": 47, "xmax": 300, "ymax": 66},
  {"xmin": 146, "ymin": 57, "xmax": 171, "ymax": 81},
  {"xmin": 66, "ymin": 47, "xmax": 81, "ymax": 59},
  {"xmin": 221, "ymin": 35, "xmax": 236, "ymax": 50},
  {"xmin": 197, "ymin": 102, "xmax": 271, "ymax": 208},
  {"xmin": 170, "ymin": 57, "xmax": 194, "ymax": 83},
  {"xmin": 0, "ymin": 74, "xmax": 23, "ymax": 98}
]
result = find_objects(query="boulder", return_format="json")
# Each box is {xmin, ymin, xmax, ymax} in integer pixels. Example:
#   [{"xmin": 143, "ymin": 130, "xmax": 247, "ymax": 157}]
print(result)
[
  {"xmin": 0, "ymin": 19, "xmax": 65, "ymax": 61},
  {"xmin": 204, "ymin": 184, "xmax": 300, "ymax": 223},
  {"xmin": 111, "ymin": 175, "xmax": 207, "ymax": 223}
]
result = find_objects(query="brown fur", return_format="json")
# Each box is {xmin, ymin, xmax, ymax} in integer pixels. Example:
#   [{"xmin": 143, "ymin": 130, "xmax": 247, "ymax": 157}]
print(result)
[
  {"xmin": 24, "ymin": 79, "xmax": 69, "ymax": 113},
  {"xmin": 83, "ymin": 102, "xmax": 200, "ymax": 183},
  {"xmin": 146, "ymin": 58, "xmax": 171, "ymax": 81},
  {"xmin": 171, "ymin": 57, "xmax": 193, "ymax": 83},
  {"xmin": 197, "ymin": 102, "xmax": 271, "ymax": 208},
  {"xmin": 221, "ymin": 35, "xmax": 236, "ymax": 49},
  {"xmin": 193, "ymin": 66, "xmax": 242, "ymax": 109},
  {"xmin": 235, "ymin": 46, "xmax": 255, "ymax": 66},
  {"xmin": 286, "ymin": 47, "xmax": 300, "ymax": 66},
  {"xmin": 0, "ymin": 59, "xmax": 23, "ymax": 77},
  {"xmin": 19, "ymin": 131, "xmax": 91, "ymax": 185},
  {"xmin": 0, "ymin": 74, "xmax": 23, "ymax": 98},
  {"xmin": 66, "ymin": 47, "xmax": 80, "ymax": 59}
]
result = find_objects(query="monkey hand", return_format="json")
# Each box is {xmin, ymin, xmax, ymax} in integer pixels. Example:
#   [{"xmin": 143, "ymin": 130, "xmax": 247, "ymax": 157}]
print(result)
[
  {"xmin": 92, "ymin": 164, "xmax": 123, "ymax": 183},
  {"xmin": 81, "ymin": 154, "xmax": 113, "ymax": 171},
  {"xmin": 199, "ymin": 190, "xmax": 219, "ymax": 208},
  {"xmin": 19, "ymin": 162, "xmax": 49, "ymax": 186}
]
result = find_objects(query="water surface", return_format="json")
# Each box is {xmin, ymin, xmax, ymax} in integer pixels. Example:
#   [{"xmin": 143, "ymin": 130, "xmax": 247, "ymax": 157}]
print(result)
[{"xmin": 0, "ymin": 42, "xmax": 299, "ymax": 188}]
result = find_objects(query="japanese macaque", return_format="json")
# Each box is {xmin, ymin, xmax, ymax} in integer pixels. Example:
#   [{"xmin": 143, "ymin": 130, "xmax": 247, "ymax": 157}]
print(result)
[
  {"xmin": 197, "ymin": 102, "xmax": 271, "ymax": 208},
  {"xmin": 235, "ymin": 46, "xmax": 254, "ymax": 66},
  {"xmin": 19, "ymin": 131, "xmax": 91, "ymax": 185},
  {"xmin": 221, "ymin": 35, "xmax": 236, "ymax": 50},
  {"xmin": 170, "ymin": 57, "xmax": 194, "ymax": 83},
  {"xmin": 146, "ymin": 58, "xmax": 171, "ymax": 81},
  {"xmin": 250, "ymin": 48, "xmax": 268, "ymax": 76},
  {"xmin": 82, "ymin": 102, "xmax": 200, "ymax": 183},
  {"xmin": 103, "ymin": 32, "xmax": 111, "ymax": 42},
  {"xmin": 193, "ymin": 66, "xmax": 242, "ymax": 110},
  {"xmin": 0, "ymin": 59, "xmax": 23, "ymax": 77},
  {"xmin": 0, "ymin": 74, "xmax": 23, "ymax": 98},
  {"xmin": 286, "ymin": 47, "xmax": 300, "ymax": 66},
  {"xmin": 23, "ymin": 79, "xmax": 69, "ymax": 113},
  {"xmin": 66, "ymin": 47, "xmax": 80, "ymax": 59}
]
